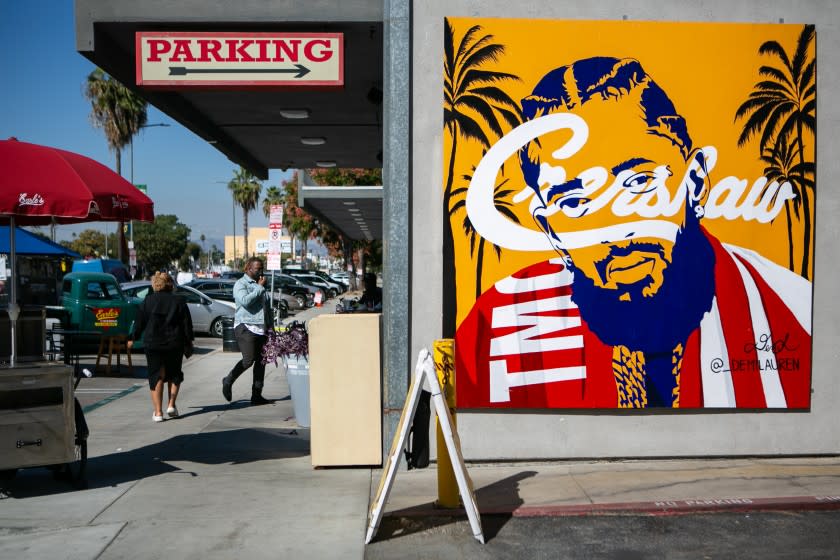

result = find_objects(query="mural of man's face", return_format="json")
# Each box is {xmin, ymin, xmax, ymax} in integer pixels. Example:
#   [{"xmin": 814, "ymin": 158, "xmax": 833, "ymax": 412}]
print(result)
[{"xmin": 531, "ymin": 96, "xmax": 695, "ymax": 302}]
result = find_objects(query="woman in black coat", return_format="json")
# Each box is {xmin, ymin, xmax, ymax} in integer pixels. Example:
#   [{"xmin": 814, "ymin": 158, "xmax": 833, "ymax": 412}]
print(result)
[{"xmin": 127, "ymin": 272, "xmax": 194, "ymax": 422}]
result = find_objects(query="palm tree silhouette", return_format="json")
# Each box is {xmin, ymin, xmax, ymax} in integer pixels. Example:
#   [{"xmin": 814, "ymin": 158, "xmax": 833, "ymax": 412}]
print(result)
[
  {"xmin": 759, "ymin": 135, "xmax": 815, "ymax": 270},
  {"xmin": 443, "ymin": 17, "xmax": 521, "ymax": 335},
  {"xmin": 735, "ymin": 25, "xmax": 815, "ymax": 278},
  {"xmin": 450, "ymin": 163, "xmax": 520, "ymax": 300}
]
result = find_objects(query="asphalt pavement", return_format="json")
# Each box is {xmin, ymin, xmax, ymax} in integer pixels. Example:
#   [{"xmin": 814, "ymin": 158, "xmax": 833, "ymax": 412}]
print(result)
[{"xmin": 1, "ymin": 297, "xmax": 839, "ymax": 559}]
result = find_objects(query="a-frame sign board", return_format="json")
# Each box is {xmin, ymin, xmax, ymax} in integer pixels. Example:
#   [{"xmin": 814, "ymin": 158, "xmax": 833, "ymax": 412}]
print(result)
[{"xmin": 365, "ymin": 349, "xmax": 484, "ymax": 544}]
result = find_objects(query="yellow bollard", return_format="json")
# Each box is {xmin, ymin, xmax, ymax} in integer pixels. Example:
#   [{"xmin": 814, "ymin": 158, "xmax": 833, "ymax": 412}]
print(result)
[{"xmin": 434, "ymin": 338, "xmax": 459, "ymax": 508}]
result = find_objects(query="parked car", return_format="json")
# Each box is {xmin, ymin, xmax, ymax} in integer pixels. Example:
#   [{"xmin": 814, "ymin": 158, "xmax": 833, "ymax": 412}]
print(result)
[
  {"xmin": 61, "ymin": 272, "xmax": 139, "ymax": 337},
  {"xmin": 291, "ymin": 273, "xmax": 339, "ymax": 299},
  {"xmin": 184, "ymin": 279, "xmax": 236, "ymax": 303},
  {"xmin": 291, "ymin": 269, "xmax": 347, "ymax": 294},
  {"xmin": 265, "ymin": 273, "xmax": 316, "ymax": 308},
  {"xmin": 186, "ymin": 278, "xmax": 289, "ymax": 316},
  {"xmin": 120, "ymin": 281, "xmax": 232, "ymax": 337},
  {"xmin": 220, "ymin": 271, "xmax": 244, "ymax": 280},
  {"xmin": 329, "ymin": 271, "xmax": 351, "ymax": 288}
]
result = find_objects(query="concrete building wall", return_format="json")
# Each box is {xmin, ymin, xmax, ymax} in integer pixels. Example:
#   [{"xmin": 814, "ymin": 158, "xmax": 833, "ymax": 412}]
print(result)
[{"xmin": 411, "ymin": 0, "xmax": 840, "ymax": 458}]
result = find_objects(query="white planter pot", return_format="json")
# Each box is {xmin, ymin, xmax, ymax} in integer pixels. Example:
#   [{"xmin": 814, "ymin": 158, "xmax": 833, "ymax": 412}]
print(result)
[{"xmin": 283, "ymin": 355, "xmax": 310, "ymax": 428}]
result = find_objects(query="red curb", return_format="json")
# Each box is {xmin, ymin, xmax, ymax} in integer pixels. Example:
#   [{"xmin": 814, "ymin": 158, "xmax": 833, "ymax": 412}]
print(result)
[
  {"xmin": 385, "ymin": 495, "xmax": 840, "ymax": 518},
  {"xmin": 511, "ymin": 495, "xmax": 840, "ymax": 517}
]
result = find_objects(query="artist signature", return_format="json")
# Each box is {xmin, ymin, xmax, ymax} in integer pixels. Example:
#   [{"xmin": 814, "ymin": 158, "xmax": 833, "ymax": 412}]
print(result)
[{"xmin": 744, "ymin": 332, "xmax": 798, "ymax": 354}]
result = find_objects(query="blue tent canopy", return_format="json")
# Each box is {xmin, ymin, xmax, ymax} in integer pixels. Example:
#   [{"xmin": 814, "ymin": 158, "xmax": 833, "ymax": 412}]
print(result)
[{"xmin": 0, "ymin": 225, "xmax": 80, "ymax": 257}]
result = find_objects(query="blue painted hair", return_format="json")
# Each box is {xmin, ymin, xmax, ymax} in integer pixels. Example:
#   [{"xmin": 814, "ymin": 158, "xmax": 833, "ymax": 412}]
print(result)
[{"xmin": 519, "ymin": 57, "xmax": 693, "ymax": 190}]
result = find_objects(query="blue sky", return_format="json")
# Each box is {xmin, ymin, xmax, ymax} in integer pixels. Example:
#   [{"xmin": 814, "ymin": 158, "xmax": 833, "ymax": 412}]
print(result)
[{"xmin": 0, "ymin": 1, "xmax": 291, "ymax": 250}]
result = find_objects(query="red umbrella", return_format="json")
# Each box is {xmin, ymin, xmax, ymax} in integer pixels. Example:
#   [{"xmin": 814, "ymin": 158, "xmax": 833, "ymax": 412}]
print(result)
[
  {"xmin": 0, "ymin": 138, "xmax": 155, "ymax": 366},
  {"xmin": 0, "ymin": 138, "xmax": 154, "ymax": 224}
]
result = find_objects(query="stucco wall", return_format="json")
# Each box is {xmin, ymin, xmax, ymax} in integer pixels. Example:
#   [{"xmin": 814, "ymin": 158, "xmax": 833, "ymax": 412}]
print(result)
[{"xmin": 411, "ymin": 0, "xmax": 840, "ymax": 458}]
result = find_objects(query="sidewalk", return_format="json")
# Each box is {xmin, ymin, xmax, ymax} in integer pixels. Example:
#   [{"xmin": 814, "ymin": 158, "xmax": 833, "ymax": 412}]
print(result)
[{"xmin": 1, "ymin": 305, "xmax": 839, "ymax": 558}]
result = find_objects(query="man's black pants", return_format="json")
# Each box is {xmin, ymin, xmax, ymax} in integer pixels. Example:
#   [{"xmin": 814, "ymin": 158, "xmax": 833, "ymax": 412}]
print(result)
[{"xmin": 226, "ymin": 323, "xmax": 267, "ymax": 394}]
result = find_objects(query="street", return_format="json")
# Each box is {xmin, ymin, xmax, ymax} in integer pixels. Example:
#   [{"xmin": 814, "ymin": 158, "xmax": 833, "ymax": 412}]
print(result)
[{"xmin": 367, "ymin": 511, "xmax": 840, "ymax": 559}]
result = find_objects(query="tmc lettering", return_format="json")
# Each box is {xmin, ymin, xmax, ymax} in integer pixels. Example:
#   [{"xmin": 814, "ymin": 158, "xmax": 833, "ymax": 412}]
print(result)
[
  {"xmin": 146, "ymin": 38, "xmax": 334, "ymax": 63},
  {"xmin": 488, "ymin": 266, "xmax": 586, "ymax": 403}
]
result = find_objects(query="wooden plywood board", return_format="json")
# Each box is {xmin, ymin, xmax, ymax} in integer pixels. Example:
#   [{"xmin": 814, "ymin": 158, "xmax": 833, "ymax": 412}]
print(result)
[{"xmin": 309, "ymin": 314, "xmax": 382, "ymax": 466}]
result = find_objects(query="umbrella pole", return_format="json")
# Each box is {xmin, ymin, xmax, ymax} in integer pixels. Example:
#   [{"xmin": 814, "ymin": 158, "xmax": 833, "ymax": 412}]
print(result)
[{"xmin": 8, "ymin": 216, "xmax": 17, "ymax": 367}]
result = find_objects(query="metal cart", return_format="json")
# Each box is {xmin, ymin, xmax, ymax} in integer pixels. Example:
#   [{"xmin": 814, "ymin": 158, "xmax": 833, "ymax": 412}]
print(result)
[{"xmin": 0, "ymin": 352, "xmax": 89, "ymax": 488}]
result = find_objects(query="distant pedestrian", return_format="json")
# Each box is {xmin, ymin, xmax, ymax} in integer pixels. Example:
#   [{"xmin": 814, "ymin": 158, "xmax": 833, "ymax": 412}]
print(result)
[
  {"xmin": 128, "ymin": 271, "xmax": 194, "ymax": 422},
  {"xmin": 222, "ymin": 257, "xmax": 273, "ymax": 405},
  {"xmin": 358, "ymin": 272, "xmax": 382, "ymax": 312}
]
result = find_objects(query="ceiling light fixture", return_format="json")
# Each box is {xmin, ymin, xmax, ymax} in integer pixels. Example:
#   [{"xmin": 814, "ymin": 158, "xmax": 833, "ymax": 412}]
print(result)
[
  {"xmin": 342, "ymin": 201, "xmax": 356, "ymax": 206},
  {"xmin": 316, "ymin": 161, "xmax": 336, "ymax": 168},
  {"xmin": 300, "ymin": 137, "xmax": 326, "ymax": 146},
  {"xmin": 278, "ymin": 109, "xmax": 310, "ymax": 119}
]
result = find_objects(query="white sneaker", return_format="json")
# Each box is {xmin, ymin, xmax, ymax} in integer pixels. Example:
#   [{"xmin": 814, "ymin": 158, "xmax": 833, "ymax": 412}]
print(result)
[
  {"xmin": 153, "ymin": 414, "xmax": 164, "ymax": 423},
  {"xmin": 166, "ymin": 406, "xmax": 179, "ymax": 418}
]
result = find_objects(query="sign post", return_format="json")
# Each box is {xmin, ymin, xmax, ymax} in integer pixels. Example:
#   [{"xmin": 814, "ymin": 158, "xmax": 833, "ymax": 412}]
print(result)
[{"xmin": 267, "ymin": 205, "xmax": 284, "ymax": 323}]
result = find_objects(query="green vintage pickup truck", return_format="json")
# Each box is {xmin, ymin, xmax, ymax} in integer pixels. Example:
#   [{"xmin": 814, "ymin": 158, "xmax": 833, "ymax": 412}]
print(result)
[{"xmin": 60, "ymin": 272, "xmax": 140, "ymax": 337}]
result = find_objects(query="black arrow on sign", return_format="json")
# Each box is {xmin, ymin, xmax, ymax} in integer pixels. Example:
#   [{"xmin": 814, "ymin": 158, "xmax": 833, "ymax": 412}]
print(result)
[{"xmin": 168, "ymin": 64, "xmax": 311, "ymax": 79}]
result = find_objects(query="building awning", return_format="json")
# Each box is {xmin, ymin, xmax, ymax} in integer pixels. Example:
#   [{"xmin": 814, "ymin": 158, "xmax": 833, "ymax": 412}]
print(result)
[
  {"xmin": 75, "ymin": 1, "xmax": 384, "ymax": 179},
  {"xmin": 0, "ymin": 226, "xmax": 81, "ymax": 257},
  {"xmin": 298, "ymin": 172, "xmax": 382, "ymax": 241}
]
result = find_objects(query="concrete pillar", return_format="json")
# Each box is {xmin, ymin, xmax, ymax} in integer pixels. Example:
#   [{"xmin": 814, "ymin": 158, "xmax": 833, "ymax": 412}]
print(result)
[{"xmin": 381, "ymin": 0, "xmax": 411, "ymax": 457}]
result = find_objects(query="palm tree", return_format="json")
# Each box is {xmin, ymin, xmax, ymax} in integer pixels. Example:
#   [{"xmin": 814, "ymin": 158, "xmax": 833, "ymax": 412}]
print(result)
[
  {"xmin": 442, "ymin": 17, "xmax": 522, "ymax": 335},
  {"xmin": 449, "ymin": 163, "xmax": 520, "ymax": 299},
  {"xmin": 199, "ymin": 233, "xmax": 206, "ymax": 269},
  {"xmin": 261, "ymin": 185, "xmax": 284, "ymax": 218},
  {"xmin": 735, "ymin": 25, "xmax": 815, "ymax": 278},
  {"xmin": 227, "ymin": 166, "xmax": 263, "ymax": 259},
  {"xmin": 84, "ymin": 67, "xmax": 148, "ymax": 262}
]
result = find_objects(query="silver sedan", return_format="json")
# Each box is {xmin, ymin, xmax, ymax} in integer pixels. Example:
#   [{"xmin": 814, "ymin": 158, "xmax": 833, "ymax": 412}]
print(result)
[{"xmin": 120, "ymin": 281, "xmax": 233, "ymax": 337}]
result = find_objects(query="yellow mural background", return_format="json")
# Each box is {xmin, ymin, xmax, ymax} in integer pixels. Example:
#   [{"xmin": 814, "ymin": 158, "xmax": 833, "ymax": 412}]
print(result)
[{"xmin": 444, "ymin": 18, "xmax": 815, "ymax": 327}]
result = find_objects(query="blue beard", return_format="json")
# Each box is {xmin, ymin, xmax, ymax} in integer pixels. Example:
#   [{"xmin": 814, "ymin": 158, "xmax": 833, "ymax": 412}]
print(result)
[{"xmin": 568, "ymin": 220, "xmax": 716, "ymax": 355}]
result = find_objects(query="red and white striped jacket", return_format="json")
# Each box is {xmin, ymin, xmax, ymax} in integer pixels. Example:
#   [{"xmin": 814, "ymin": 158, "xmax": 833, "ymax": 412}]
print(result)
[{"xmin": 455, "ymin": 232, "xmax": 812, "ymax": 409}]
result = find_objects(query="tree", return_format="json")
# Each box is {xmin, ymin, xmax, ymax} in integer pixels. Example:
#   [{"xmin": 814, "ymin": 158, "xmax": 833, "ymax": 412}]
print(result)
[
  {"xmin": 307, "ymin": 168, "xmax": 382, "ymax": 186},
  {"xmin": 227, "ymin": 167, "xmax": 262, "ymax": 259},
  {"xmin": 735, "ymin": 25, "xmax": 815, "ymax": 278},
  {"xmin": 281, "ymin": 173, "xmax": 317, "ymax": 269},
  {"xmin": 179, "ymin": 242, "xmax": 202, "ymax": 271},
  {"xmin": 199, "ymin": 233, "xmax": 206, "ymax": 268},
  {"xmin": 133, "ymin": 214, "xmax": 191, "ymax": 273},
  {"xmin": 442, "ymin": 18, "xmax": 521, "ymax": 335},
  {"xmin": 84, "ymin": 67, "xmax": 148, "ymax": 263},
  {"xmin": 307, "ymin": 168, "xmax": 384, "ymax": 286},
  {"xmin": 210, "ymin": 244, "xmax": 224, "ymax": 267},
  {"xmin": 64, "ymin": 229, "xmax": 106, "ymax": 258},
  {"xmin": 261, "ymin": 185, "xmax": 284, "ymax": 218}
]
